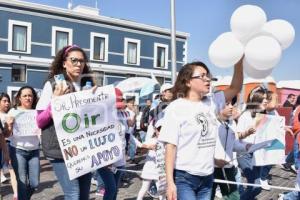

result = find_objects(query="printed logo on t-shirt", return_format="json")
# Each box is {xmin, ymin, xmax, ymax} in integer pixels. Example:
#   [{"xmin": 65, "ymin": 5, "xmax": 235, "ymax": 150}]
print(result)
[
  {"xmin": 195, "ymin": 112, "xmax": 216, "ymax": 149},
  {"xmin": 195, "ymin": 113, "xmax": 208, "ymax": 136}
]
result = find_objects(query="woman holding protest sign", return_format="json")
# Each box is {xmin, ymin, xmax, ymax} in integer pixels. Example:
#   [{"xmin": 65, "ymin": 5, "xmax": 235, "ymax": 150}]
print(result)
[
  {"xmin": 5, "ymin": 86, "xmax": 40, "ymax": 200},
  {"xmin": 36, "ymin": 45, "xmax": 94, "ymax": 200},
  {"xmin": 236, "ymin": 86, "xmax": 269, "ymax": 200},
  {"xmin": 158, "ymin": 59, "xmax": 243, "ymax": 200}
]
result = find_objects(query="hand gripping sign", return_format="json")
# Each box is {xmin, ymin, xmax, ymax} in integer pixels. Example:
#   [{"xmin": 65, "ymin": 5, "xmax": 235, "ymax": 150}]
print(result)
[{"xmin": 51, "ymin": 85, "xmax": 122, "ymax": 180}]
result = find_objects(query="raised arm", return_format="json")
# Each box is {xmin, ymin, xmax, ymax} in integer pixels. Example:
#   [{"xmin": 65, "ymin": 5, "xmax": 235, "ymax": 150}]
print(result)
[{"xmin": 224, "ymin": 58, "xmax": 244, "ymax": 102}]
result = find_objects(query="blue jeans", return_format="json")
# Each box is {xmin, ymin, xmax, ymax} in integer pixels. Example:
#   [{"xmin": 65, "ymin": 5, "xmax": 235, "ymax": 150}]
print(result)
[
  {"xmin": 237, "ymin": 153, "xmax": 262, "ymax": 200},
  {"xmin": 93, "ymin": 170, "xmax": 105, "ymax": 189},
  {"xmin": 50, "ymin": 159, "xmax": 92, "ymax": 200},
  {"xmin": 174, "ymin": 169, "xmax": 213, "ymax": 200},
  {"xmin": 9, "ymin": 146, "xmax": 40, "ymax": 200},
  {"xmin": 261, "ymin": 165, "xmax": 272, "ymax": 181},
  {"xmin": 283, "ymin": 191, "xmax": 300, "ymax": 200},
  {"xmin": 98, "ymin": 166, "xmax": 124, "ymax": 200}
]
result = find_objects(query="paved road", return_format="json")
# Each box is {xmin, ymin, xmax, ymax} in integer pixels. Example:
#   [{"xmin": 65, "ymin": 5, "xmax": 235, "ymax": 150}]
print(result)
[{"xmin": 1, "ymin": 154, "xmax": 297, "ymax": 200}]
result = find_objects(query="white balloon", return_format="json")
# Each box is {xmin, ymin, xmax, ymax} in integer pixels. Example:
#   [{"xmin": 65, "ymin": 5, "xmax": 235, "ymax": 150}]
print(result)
[
  {"xmin": 208, "ymin": 32, "xmax": 244, "ymax": 68},
  {"xmin": 230, "ymin": 5, "xmax": 267, "ymax": 43},
  {"xmin": 262, "ymin": 19, "xmax": 295, "ymax": 50},
  {"xmin": 245, "ymin": 35, "xmax": 282, "ymax": 70},
  {"xmin": 243, "ymin": 59, "xmax": 273, "ymax": 79}
]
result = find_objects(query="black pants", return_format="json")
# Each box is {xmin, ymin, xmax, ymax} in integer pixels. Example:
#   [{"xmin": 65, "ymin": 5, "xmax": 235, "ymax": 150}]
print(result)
[{"xmin": 211, "ymin": 166, "xmax": 239, "ymax": 199}]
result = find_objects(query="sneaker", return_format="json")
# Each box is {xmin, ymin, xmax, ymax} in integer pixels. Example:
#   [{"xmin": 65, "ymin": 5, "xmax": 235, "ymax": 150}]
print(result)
[
  {"xmin": 278, "ymin": 193, "xmax": 284, "ymax": 200},
  {"xmin": 290, "ymin": 165, "xmax": 297, "ymax": 174},
  {"xmin": 95, "ymin": 188, "xmax": 105, "ymax": 196},
  {"xmin": 260, "ymin": 179, "xmax": 271, "ymax": 191},
  {"xmin": 147, "ymin": 182, "xmax": 159, "ymax": 198},
  {"xmin": 91, "ymin": 178, "xmax": 98, "ymax": 185},
  {"xmin": 215, "ymin": 186, "xmax": 223, "ymax": 198},
  {"xmin": 0, "ymin": 174, "xmax": 9, "ymax": 183}
]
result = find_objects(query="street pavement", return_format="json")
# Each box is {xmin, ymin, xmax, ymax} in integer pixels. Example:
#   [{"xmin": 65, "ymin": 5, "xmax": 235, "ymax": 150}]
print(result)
[{"xmin": 1, "ymin": 153, "xmax": 297, "ymax": 200}]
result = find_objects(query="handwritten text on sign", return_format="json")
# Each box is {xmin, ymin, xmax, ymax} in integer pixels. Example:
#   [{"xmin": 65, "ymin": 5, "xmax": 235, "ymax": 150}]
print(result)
[
  {"xmin": 13, "ymin": 110, "xmax": 40, "ymax": 136},
  {"xmin": 51, "ymin": 85, "xmax": 122, "ymax": 180}
]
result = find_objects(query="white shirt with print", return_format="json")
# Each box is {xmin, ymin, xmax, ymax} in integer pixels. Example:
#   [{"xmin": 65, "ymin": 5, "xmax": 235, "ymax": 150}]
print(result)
[{"xmin": 158, "ymin": 92, "xmax": 225, "ymax": 176}]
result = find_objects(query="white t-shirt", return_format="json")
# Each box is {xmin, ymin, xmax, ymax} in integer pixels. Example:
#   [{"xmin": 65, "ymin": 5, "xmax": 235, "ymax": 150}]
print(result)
[
  {"xmin": 158, "ymin": 92, "xmax": 225, "ymax": 176},
  {"xmin": 8, "ymin": 108, "xmax": 40, "ymax": 150},
  {"xmin": 236, "ymin": 110, "xmax": 256, "ymax": 144}
]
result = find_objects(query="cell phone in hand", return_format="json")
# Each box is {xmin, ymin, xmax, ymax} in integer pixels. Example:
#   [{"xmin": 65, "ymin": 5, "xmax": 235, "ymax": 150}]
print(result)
[{"xmin": 54, "ymin": 74, "xmax": 67, "ymax": 87}]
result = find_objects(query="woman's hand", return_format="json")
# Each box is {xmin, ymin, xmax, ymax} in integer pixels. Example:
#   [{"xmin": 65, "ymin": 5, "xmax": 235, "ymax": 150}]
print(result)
[
  {"xmin": 53, "ymin": 82, "xmax": 70, "ymax": 97},
  {"xmin": 246, "ymin": 127, "xmax": 256, "ymax": 137},
  {"xmin": 284, "ymin": 126, "xmax": 294, "ymax": 136},
  {"xmin": 214, "ymin": 158, "xmax": 229, "ymax": 168},
  {"xmin": 142, "ymin": 143, "xmax": 156, "ymax": 150},
  {"xmin": 166, "ymin": 181, "xmax": 177, "ymax": 200}
]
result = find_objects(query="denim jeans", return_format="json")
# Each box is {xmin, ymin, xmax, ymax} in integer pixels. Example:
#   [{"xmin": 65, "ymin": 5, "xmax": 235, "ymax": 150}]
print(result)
[
  {"xmin": 9, "ymin": 146, "xmax": 40, "ymax": 200},
  {"xmin": 261, "ymin": 165, "xmax": 272, "ymax": 181},
  {"xmin": 97, "ymin": 166, "xmax": 124, "ymax": 200},
  {"xmin": 93, "ymin": 170, "xmax": 105, "ymax": 189},
  {"xmin": 283, "ymin": 191, "xmax": 300, "ymax": 200},
  {"xmin": 237, "ymin": 153, "xmax": 262, "ymax": 200},
  {"xmin": 50, "ymin": 159, "xmax": 92, "ymax": 200},
  {"xmin": 174, "ymin": 169, "xmax": 213, "ymax": 200}
]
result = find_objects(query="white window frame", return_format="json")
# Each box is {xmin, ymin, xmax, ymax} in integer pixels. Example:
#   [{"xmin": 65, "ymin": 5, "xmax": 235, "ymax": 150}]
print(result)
[
  {"xmin": 51, "ymin": 26, "xmax": 73, "ymax": 56},
  {"xmin": 8, "ymin": 20, "xmax": 32, "ymax": 54},
  {"xmin": 11, "ymin": 63, "xmax": 27, "ymax": 83},
  {"xmin": 124, "ymin": 38, "xmax": 140, "ymax": 66},
  {"xmin": 90, "ymin": 32, "xmax": 109, "ymax": 62},
  {"xmin": 154, "ymin": 43, "xmax": 168, "ymax": 69}
]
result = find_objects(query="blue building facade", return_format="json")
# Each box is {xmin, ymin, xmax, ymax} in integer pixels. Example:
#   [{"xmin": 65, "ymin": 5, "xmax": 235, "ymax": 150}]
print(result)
[{"xmin": 0, "ymin": 0, "xmax": 189, "ymax": 101}]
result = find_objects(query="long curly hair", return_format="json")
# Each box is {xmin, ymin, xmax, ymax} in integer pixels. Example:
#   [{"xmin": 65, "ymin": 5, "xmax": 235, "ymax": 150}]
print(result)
[
  {"xmin": 172, "ymin": 61, "xmax": 210, "ymax": 100},
  {"xmin": 48, "ymin": 45, "xmax": 94, "ymax": 87}
]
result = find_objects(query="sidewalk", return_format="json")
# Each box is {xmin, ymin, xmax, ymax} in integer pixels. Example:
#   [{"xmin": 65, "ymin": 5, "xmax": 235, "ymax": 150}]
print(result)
[{"xmin": 0, "ymin": 154, "xmax": 297, "ymax": 200}]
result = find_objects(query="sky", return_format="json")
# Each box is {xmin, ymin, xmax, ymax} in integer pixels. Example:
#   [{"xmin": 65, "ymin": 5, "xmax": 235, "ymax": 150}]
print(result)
[{"xmin": 22, "ymin": 0, "xmax": 300, "ymax": 82}]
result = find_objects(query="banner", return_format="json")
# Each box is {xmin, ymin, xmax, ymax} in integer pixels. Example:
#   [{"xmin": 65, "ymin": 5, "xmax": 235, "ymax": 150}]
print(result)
[
  {"xmin": 252, "ymin": 114, "xmax": 285, "ymax": 166},
  {"xmin": 156, "ymin": 141, "xmax": 167, "ymax": 195},
  {"xmin": 13, "ymin": 110, "xmax": 40, "ymax": 136},
  {"xmin": 51, "ymin": 85, "xmax": 122, "ymax": 180}
]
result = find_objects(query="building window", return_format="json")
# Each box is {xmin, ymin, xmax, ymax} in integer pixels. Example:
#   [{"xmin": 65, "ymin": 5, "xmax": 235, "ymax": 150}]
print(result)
[
  {"xmin": 8, "ymin": 20, "xmax": 32, "ymax": 54},
  {"xmin": 52, "ymin": 26, "xmax": 73, "ymax": 56},
  {"xmin": 90, "ymin": 32, "xmax": 108, "ymax": 62},
  {"xmin": 154, "ymin": 43, "xmax": 168, "ymax": 69},
  {"xmin": 11, "ymin": 64, "xmax": 27, "ymax": 82},
  {"xmin": 124, "ymin": 38, "xmax": 140, "ymax": 65}
]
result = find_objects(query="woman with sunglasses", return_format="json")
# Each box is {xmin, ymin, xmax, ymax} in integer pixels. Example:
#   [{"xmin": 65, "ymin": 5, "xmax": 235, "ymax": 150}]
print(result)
[
  {"xmin": 5, "ymin": 86, "xmax": 39, "ymax": 200},
  {"xmin": 158, "ymin": 60, "xmax": 243, "ymax": 200},
  {"xmin": 36, "ymin": 45, "xmax": 94, "ymax": 200}
]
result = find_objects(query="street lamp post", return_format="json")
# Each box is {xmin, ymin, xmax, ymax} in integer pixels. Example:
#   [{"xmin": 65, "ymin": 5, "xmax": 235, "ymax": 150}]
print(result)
[{"xmin": 170, "ymin": 0, "xmax": 177, "ymax": 84}]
